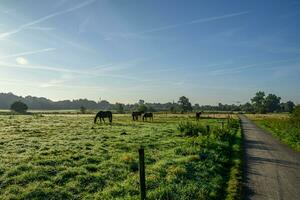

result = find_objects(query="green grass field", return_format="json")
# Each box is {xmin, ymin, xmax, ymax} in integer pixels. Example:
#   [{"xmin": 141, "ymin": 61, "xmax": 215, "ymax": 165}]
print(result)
[
  {"xmin": 246, "ymin": 114, "xmax": 300, "ymax": 152},
  {"xmin": 0, "ymin": 114, "xmax": 241, "ymax": 200}
]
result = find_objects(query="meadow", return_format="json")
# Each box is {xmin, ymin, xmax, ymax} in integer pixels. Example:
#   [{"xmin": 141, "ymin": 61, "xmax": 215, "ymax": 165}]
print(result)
[
  {"xmin": 246, "ymin": 114, "xmax": 300, "ymax": 152},
  {"xmin": 0, "ymin": 113, "xmax": 241, "ymax": 200}
]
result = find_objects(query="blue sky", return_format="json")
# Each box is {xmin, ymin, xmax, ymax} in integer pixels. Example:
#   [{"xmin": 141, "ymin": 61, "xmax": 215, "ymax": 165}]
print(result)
[{"xmin": 0, "ymin": 0, "xmax": 299, "ymax": 104}]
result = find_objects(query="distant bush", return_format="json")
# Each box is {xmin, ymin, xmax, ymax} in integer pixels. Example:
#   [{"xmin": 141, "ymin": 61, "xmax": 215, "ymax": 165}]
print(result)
[
  {"xmin": 290, "ymin": 105, "xmax": 300, "ymax": 123},
  {"xmin": 80, "ymin": 106, "xmax": 86, "ymax": 114},
  {"xmin": 10, "ymin": 101, "xmax": 28, "ymax": 113},
  {"xmin": 177, "ymin": 121, "xmax": 207, "ymax": 136}
]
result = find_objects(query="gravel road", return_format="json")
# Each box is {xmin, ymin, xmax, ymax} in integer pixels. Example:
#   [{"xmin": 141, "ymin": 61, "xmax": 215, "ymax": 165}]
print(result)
[{"xmin": 240, "ymin": 115, "xmax": 300, "ymax": 200}]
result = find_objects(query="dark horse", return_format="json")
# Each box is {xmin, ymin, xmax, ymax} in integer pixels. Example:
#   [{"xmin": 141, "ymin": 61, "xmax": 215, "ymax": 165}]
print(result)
[
  {"xmin": 196, "ymin": 111, "xmax": 202, "ymax": 121},
  {"xmin": 94, "ymin": 111, "xmax": 112, "ymax": 123},
  {"xmin": 132, "ymin": 111, "xmax": 143, "ymax": 121},
  {"xmin": 142, "ymin": 112, "xmax": 153, "ymax": 121}
]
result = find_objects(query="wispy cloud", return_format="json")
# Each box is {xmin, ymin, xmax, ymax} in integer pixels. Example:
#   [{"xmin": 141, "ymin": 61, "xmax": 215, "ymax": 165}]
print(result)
[
  {"xmin": 0, "ymin": 0, "xmax": 96, "ymax": 39},
  {"xmin": 40, "ymin": 74, "xmax": 73, "ymax": 88},
  {"xmin": 209, "ymin": 58, "xmax": 300, "ymax": 76},
  {"xmin": 0, "ymin": 77, "xmax": 107, "ymax": 92},
  {"xmin": 45, "ymin": 32, "xmax": 95, "ymax": 53},
  {"xmin": 0, "ymin": 8, "xmax": 16, "ymax": 15},
  {"xmin": 134, "ymin": 11, "xmax": 250, "ymax": 35},
  {"xmin": 26, "ymin": 26, "xmax": 55, "ymax": 31},
  {"xmin": 78, "ymin": 15, "xmax": 92, "ymax": 34},
  {"xmin": 0, "ymin": 59, "xmax": 154, "ymax": 82},
  {"xmin": 101, "ymin": 11, "xmax": 250, "ymax": 40},
  {"xmin": 91, "ymin": 58, "xmax": 146, "ymax": 72},
  {"xmin": 0, "ymin": 48, "xmax": 56, "ymax": 60},
  {"xmin": 188, "ymin": 11, "xmax": 250, "ymax": 24},
  {"xmin": 0, "ymin": 61, "xmax": 80, "ymax": 73}
]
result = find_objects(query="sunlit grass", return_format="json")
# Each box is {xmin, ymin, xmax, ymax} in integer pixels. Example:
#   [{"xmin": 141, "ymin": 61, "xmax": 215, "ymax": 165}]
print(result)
[{"xmin": 0, "ymin": 114, "xmax": 240, "ymax": 199}]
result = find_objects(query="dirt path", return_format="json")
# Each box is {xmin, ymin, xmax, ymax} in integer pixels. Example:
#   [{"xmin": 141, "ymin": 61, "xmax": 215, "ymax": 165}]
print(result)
[{"xmin": 240, "ymin": 115, "xmax": 300, "ymax": 200}]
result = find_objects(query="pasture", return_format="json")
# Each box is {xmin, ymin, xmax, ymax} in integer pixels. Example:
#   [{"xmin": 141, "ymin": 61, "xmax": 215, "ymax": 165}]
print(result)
[
  {"xmin": 0, "ymin": 114, "xmax": 241, "ymax": 200},
  {"xmin": 246, "ymin": 114, "xmax": 300, "ymax": 152}
]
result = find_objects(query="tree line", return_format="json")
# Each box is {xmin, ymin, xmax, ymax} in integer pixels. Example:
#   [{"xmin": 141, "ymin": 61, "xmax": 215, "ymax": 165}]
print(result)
[{"xmin": 1, "ymin": 91, "xmax": 297, "ymax": 114}]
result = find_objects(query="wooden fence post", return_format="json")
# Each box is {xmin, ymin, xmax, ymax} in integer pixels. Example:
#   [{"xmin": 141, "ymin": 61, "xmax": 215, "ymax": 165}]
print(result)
[
  {"xmin": 139, "ymin": 146, "xmax": 146, "ymax": 200},
  {"xmin": 206, "ymin": 125, "xmax": 210, "ymax": 133}
]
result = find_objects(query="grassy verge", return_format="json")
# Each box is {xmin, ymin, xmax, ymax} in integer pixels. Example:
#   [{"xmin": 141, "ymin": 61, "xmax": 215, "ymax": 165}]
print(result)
[
  {"xmin": 246, "ymin": 114, "xmax": 300, "ymax": 152},
  {"xmin": 225, "ymin": 121, "xmax": 243, "ymax": 200}
]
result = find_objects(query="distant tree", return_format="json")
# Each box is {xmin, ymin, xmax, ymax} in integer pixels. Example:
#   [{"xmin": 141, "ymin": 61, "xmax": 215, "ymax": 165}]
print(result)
[
  {"xmin": 193, "ymin": 103, "xmax": 201, "ymax": 111},
  {"xmin": 138, "ymin": 104, "xmax": 148, "ymax": 113},
  {"xmin": 98, "ymin": 100, "xmax": 111, "ymax": 110},
  {"xmin": 178, "ymin": 96, "xmax": 193, "ymax": 113},
  {"xmin": 138, "ymin": 99, "xmax": 145, "ymax": 105},
  {"xmin": 10, "ymin": 101, "xmax": 28, "ymax": 113},
  {"xmin": 265, "ymin": 94, "xmax": 281, "ymax": 113},
  {"xmin": 251, "ymin": 91, "xmax": 266, "ymax": 113},
  {"xmin": 116, "ymin": 103, "xmax": 125, "ymax": 114},
  {"xmin": 241, "ymin": 102, "xmax": 254, "ymax": 113},
  {"xmin": 170, "ymin": 106, "xmax": 176, "ymax": 113},
  {"xmin": 80, "ymin": 106, "xmax": 86, "ymax": 114},
  {"xmin": 147, "ymin": 106, "xmax": 156, "ymax": 112},
  {"xmin": 281, "ymin": 101, "xmax": 295, "ymax": 113}
]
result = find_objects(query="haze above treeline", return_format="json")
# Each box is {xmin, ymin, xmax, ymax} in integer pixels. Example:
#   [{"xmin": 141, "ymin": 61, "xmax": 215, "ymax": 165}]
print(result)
[{"xmin": 0, "ymin": 92, "xmax": 296, "ymax": 113}]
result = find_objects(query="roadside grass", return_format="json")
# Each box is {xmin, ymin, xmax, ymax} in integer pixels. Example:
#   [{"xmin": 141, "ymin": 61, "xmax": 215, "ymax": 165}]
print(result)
[
  {"xmin": 225, "ymin": 120, "xmax": 243, "ymax": 200},
  {"xmin": 246, "ymin": 114, "xmax": 300, "ymax": 152},
  {"xmin": 0, "ymin": 114, "xmax": 241, "ymax": 199}
]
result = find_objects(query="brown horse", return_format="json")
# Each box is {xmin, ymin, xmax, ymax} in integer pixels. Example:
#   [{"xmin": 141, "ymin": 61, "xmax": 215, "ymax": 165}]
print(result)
[
  {"xmin": 94, "ymin": 111, "xmax": 112, "ymax": 123},
  {"xmin": 142, "ymin": 112, "xmax": 153, "ymax": 121},
  {"xmin": 196, "ymin": 111, "xmax": 202, "ymax": 121},
  {"xmin": 132, "ymin": 111, "xmax": 143, "ymax": 121}
]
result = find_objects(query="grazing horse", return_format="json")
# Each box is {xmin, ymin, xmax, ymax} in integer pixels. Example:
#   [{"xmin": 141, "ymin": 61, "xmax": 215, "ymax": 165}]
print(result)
[
  {"xmin": 94, "ymin": 111, "xmax": 112, "ymax": 124},
  {"xmin": 142, "ymin": 112, "xmax": 153, "ymax": 121},
  {"xmin": 132, "ymin": 111, "xmax": 143, "ymax": 121},
  {"xmin": 196, "ymin": 111, "xmax": 202, "ymax": 121}
]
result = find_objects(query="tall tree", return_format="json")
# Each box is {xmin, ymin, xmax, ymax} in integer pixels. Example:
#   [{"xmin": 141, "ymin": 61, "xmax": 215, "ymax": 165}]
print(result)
[
  {"xmin": 178, "ymin": 96, "xmax": 192, "ymax": 113},
  {"xmin": 251, "ymin": 91, "xmax": 266, "ymax": 113},
  {"xmin": 265, "ymin": 94, "xmax": 281, "ymax": 113}
]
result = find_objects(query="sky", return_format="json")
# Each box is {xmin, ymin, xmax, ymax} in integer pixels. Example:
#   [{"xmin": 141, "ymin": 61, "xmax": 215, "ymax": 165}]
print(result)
[{"xmin": 0, "ymin": 0, "xmax": 300, "ymax": 104}]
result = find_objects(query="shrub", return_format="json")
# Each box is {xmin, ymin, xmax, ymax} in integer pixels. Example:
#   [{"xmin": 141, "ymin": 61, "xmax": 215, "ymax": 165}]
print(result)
[
  {"xmin": 177, "ymin": 121, "xmax": 207, "ymax": 136},
  {"xmin": 10, "ymin": 101, "xmax": 28, "ymax": 113},
  {"xmin": 290, "ymin": 105, "xmax": 300, "ymax": 123},
  {"xmin": 80, "ymin": 106, "xmax": 86, "ymax": 114}
]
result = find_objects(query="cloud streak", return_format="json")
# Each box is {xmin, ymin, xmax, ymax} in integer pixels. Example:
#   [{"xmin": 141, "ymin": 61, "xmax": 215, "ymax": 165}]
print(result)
[
  {"xmin": 134, "ymin": 11, "xmax": 250, "ymax": 35},
  {"xmin": 0, "ymin": 60, "xmax": 154, "ymax": 82},
  {"xmin": 0, "ymin": 0, "xmax": 96, "ymax": 39},
  {"xmin": 209, "ymin": 58, "xmax": 300, "ymax": 75},
  {"xmin": 0, "ymin": 48, "xmax": 56, "ymax": 60}
]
